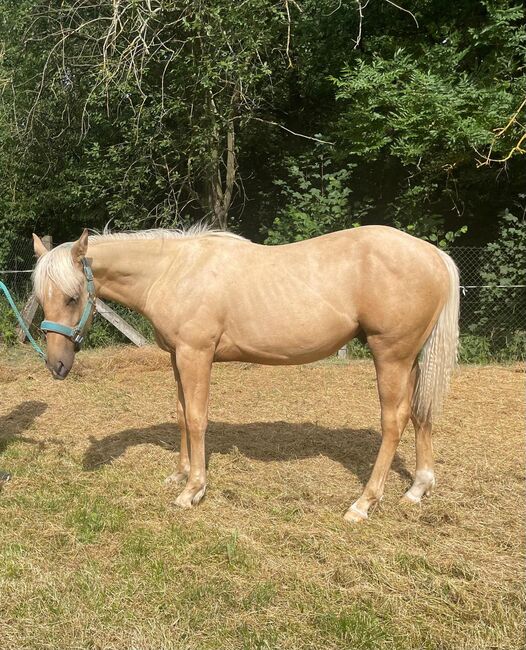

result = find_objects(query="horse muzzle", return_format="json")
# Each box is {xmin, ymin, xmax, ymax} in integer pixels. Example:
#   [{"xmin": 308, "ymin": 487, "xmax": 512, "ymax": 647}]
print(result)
[{"xmin": 48, "ymin": 359, "xmax": 71, "ymax": 380}]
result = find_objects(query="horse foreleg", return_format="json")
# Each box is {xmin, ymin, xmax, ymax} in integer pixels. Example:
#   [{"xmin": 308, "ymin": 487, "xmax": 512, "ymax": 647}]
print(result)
[
  {"xmin": 172, "ymin": 346, "xmax": 213, "ymax": 508},
  {"xmin": 345, "ymin": 357, "xmax": 413, "ymax": 523},
  {"xmin": 164, "ymin": 355, "xmax": 191, "ymax": 486}
]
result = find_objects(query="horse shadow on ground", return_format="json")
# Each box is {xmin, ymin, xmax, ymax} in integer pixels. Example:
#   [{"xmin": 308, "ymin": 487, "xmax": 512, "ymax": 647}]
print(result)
[
  {"xmin": 0, "ymin": 401, "xmax": 48, "ymax": 454},
  {"xmin": 83, "ymin": 420, "xmax": 412, "ymax": 488}
]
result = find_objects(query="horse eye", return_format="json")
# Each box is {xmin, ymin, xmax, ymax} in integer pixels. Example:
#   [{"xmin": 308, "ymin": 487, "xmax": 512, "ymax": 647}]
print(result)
[{"xmin": 66, "ymin": 296, "xmax": 79, "ymax": 306}]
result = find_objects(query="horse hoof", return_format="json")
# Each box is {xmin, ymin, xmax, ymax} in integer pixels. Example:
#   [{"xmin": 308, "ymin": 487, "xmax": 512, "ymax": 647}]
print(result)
[
  {"xmin": 174, "ymin": 485, "xmax": 206, "ymax": 509},
  {"xmin": 164, "ymin": 472, "xmax": 188, "ymax": 486},
  {"xmin": 401, "ymin": 492, "xmax": 421, "ymax": 505},
  {"xmin": 174, "ymin": 493, "xmax": 193, "ymax": 509},
  {"xmin": 191, "ymin": 486, "xmax": 206, "ymax": 505},
  {"xmin": 344, "ymin": 504, "xmax": 368, "ymax": 524}
]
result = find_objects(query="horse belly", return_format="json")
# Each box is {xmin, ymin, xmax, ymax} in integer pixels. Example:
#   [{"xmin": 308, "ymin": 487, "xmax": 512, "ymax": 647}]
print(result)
[{"xmin": 215, "ymin": 302, "xmax": 358, "ymax": 364}]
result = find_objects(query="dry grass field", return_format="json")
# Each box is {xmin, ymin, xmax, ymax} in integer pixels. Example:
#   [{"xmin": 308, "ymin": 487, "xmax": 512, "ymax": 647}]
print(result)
[{"xmin": 0, "ymin": 346, "xmax": 524, "ymax": 650}]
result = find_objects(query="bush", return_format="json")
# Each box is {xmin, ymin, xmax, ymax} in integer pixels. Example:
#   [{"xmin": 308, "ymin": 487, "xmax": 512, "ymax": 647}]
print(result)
[
  {"xmin": 264, "ymin": 152, "xmax": 360, "ymax": 244},
  {"xmin": 0, "ymin": 298, "xmax": 18, "ymax": 346},
  {"xmin": 85, "ymin": 303, "xmax": 154, "ymax": 348},
  {"xmin": 474, "ymin": 209, "xmax": 526, "ymax": 335},
  {"xmin": 459, "ymin": 332, "xmax": 524, "ymax": 364}
]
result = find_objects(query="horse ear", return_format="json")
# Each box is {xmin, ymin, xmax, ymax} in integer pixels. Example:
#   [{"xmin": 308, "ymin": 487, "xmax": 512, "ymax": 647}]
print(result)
[
  {"xmin": 33, "ymin": 234, "xmax": 48, "ymax": 258},
  {"xmin": 71, "ymin": 229, "xmax": 89, "ymax": 263}
]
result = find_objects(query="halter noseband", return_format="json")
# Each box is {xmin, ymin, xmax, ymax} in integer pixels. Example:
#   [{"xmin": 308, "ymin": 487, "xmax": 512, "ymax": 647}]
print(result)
[{"xmin": 40, "ymin": 258, "xmax": 96, "ymax": 351}]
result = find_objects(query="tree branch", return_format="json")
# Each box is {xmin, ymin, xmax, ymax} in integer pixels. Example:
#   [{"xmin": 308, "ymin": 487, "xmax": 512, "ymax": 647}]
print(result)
[{"xmin": 250, "ymin": 117, "xmax": 334, "ymax": 145}]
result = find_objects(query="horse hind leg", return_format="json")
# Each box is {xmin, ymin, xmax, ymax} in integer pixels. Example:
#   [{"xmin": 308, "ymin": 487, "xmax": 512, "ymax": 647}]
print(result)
[
  {"xmin": 399, "ymin": 360, "xmax": 436, "ymax": 504},
  {"xmin": 345, "ymin": 355, "xmax": 414, "ymax": 523},
  {"xmin": 402, "ymin": 412, "xmax": 436, "ymax": 504}
]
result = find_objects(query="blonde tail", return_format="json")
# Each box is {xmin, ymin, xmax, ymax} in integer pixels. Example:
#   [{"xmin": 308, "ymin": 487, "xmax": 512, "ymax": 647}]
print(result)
[{"xmin": 412, "ymin": 250, "xmax": 460, "ymax": 424}]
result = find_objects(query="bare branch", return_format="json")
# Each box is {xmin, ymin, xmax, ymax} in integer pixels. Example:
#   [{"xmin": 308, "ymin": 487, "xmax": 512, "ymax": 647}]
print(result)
[
  {"xmin": 383, "ymin": 0, "xmax": 419, "ymax": 28},
  {"xmin": 250, "ymin": 117, "xmax": 335, "ymax": 145},
  {"xmin": 353, "ymin": 1, "xmax": 364, "ymax": 49},
  {"xmin": 477, "ymin": 97, "xmax": 526, "ymax": 166}
]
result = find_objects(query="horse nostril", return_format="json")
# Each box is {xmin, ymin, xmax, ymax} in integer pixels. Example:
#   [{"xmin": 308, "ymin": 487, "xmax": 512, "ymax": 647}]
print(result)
[{"xmin": 51, "ymin": 360, "xmax": 69, "ymax": 380}]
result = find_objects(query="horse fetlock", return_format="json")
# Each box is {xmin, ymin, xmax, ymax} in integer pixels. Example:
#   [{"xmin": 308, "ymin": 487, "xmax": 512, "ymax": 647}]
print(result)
[
  {"xmin": 403, "ymin": 469, "xmax": 435, "ymax": 503},
  {"xmin": 164, "ymin": 471, "xmax": 189, "ymax": 486}
]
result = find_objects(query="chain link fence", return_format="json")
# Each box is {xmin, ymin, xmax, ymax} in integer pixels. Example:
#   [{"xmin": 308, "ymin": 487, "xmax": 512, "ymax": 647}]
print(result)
[
  {"xmin": 0, "ymin": 237, "xmax": 524, "ymax": 360},
  {"xmin": 0, "ymin": 236, "xmax": 35, "ymax": 297},
  {"xmin": 449, "ymin": 246, "xmax": 525, "ymax": 361}
]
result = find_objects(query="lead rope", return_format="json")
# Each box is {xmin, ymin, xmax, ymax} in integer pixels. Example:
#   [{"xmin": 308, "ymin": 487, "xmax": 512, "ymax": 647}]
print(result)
[{"xmin": 0, "ymin": 281, "xmax": 45, "ymax": 359}]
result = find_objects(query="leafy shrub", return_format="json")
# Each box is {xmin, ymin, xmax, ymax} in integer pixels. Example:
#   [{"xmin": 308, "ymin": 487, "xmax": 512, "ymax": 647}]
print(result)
[
  {"xmin": 264, "ymin": 152, "xmax": 360, "ymax": 244},
  {"xmin": 0, "ymin": 299, "xmax": 18, "ymax": 346},
  {"xmin": 85, "ymin": 303, "xmax": 154, "ymax": 348},
  {"xmin": 472, "ymin": 208, "xmax": 526, "ymax": 348},
  {"xmin": 458, "ymin": 334, "xmax": 493, "ymax": 364},
  {"xmin": 459, "ymin": 332, "xmax": 525, "ymax": 363},
  {"xmin": 346, "ymin": 339, "xmax": 371, "ymax": 360}
]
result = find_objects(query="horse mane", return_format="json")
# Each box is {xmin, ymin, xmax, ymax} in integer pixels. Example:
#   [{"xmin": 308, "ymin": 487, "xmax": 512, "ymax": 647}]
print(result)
[
  {"xmin": 89, "ymin": 223, "xmax": 246, "ymax": 243},
  {"xmin": 33, "ymin": 224, "xmax": 245, "ymax": 300}
]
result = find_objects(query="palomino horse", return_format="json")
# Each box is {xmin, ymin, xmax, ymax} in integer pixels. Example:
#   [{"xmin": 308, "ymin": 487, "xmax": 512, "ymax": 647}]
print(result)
[{"xmin": 32, "ymin": 225, "xmax": 459, "ymax": 523}]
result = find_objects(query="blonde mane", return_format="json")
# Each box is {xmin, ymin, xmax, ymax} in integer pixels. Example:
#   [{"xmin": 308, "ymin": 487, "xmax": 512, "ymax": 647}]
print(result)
[
  {"xmin": 33, "ymin": 225, "xmax": 245, "ymax": 301},
  {"xmin": 89, "ymin": 224, "xmax": 245, "ymax": 243}
]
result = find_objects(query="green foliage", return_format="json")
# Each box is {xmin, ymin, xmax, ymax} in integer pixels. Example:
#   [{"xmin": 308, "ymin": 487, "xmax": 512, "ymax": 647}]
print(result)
[
  {"xmin": 0, "ymin": 0, "xmax": 290, "ymax": 239},
  {"xmin": 346, "ymin": 340, "xmax": 372, "ymax": 360},
  {"xmin": 459, "ymin": 332, "xmax": 525, "ymax": 363},
  {"xmin": 265, "ymin": 151, "xmax": 359, "ymax": 244},
  {"xmin": 0, "ymin": 300, "xmax": 18, "ymax": 346},
  {"xmin": 1, "ymin": 0, "xmax": 523, "ymax": 245},
  {"xmin": 458, "ymin": 334, "xmax": 493, "ymax": 364},
  {"xmin": 330, "ymin": 0, "xmax": 526, "ymax": 239},
  {"xmin": 471, "ymin": 207, "xmax": 526, "ymax": 347},
  {"xmin": 0, "ymin": 0, "xmax": 525, "ymax": 360}
]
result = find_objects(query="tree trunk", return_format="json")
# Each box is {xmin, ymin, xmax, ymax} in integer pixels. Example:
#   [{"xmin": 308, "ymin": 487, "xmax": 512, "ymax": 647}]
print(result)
[{"xmin": 206, "ymin": 89, "xmax": 238, "ymax": 230}]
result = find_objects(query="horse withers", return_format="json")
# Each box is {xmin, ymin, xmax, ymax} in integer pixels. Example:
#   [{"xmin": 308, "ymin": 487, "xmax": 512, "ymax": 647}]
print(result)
[{"xmin": 32, "ymin": 225, "xmax": 459, "ymax": 523}]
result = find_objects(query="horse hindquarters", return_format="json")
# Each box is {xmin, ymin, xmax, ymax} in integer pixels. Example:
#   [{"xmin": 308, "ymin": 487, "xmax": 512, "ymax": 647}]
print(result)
[{"xmin": 345, "ymin": 250, "xmax": 459, "ymax": 522}]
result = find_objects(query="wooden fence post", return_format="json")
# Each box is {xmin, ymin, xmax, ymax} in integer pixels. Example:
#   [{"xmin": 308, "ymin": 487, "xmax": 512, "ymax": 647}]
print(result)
[
  {"xmin": 17, "ymin": 235, "xmax": 52, "ymax": 343},
  {"xmin": 95, "ymin": 299, "xmax": 148, "ymax": 347}
]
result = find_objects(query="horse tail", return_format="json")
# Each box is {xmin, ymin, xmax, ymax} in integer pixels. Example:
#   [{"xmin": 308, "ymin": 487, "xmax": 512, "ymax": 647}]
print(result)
[{"xmin": 412, "ymin": 250, "xmax": 460, "ymax": 424}]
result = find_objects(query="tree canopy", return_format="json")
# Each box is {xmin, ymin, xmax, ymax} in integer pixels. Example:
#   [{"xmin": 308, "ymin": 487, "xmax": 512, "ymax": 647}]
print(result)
[{"xmin": 0, "ymin": 0, "xmax": 524, "ymax": 257}]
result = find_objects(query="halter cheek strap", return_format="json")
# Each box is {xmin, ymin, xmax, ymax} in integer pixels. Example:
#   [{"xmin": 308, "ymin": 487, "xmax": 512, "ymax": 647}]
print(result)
[{"xmin": 40, "ymin": 258, "xmax": 96, "ymax": 349}]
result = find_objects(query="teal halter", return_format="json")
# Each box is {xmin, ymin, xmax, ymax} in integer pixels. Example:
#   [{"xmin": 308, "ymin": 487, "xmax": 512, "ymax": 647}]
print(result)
[{"xmin": 40, "ymin": 258, "xmax": 96, "ymax": 350}]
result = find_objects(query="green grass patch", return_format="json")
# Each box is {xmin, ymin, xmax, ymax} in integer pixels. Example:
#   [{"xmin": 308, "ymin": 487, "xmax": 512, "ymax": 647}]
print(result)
[
  {"xmin": 315, "ymin": 604, "xmax": 396, "ymax": 649},
  {"xmin": 65, "ymin": 495, "xmax": 128, "ymax": 543}
]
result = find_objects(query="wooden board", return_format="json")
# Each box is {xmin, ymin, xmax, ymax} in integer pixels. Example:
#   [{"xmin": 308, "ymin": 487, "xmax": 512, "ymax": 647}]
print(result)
[
  {"xmin": 16, "ymin": 235, "xmax": 52, "ymax": 343},
  {"xmin": 95, "ymin": 299, "xmax": 148, "ymax": 347}
]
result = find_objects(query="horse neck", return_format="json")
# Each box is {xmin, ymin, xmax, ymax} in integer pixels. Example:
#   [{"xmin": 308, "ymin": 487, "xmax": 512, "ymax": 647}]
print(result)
[{"xmin": 88, "ymin": 238, "xmax": 178, "ymax": 313}]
